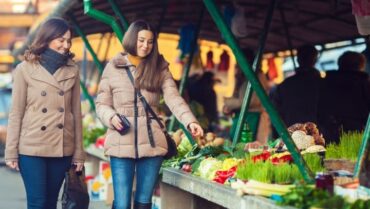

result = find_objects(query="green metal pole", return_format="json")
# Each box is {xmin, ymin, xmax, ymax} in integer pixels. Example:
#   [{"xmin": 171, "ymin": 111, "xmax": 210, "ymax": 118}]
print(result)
[
  {"xmin": 232, "ymin": 0, "xmax": 277, "ymax": 147},
  {"xmin": 279, "ymin": 4, "xmax": 297, "ymax": 70},
  {"xmin": 83, "ymin": 0, "xmax": 124, "ymax": 42},
  {"xmin": 167, "ymin": 6, "xmax": 205, "ymax": 141},
  {"xmin": 69, "ymin": 13, "xmax": 104, "ymax": 76},
  {"xmin": 354, "ymin": 114, "xmax": 370, "ymax": 177},
  {"xmin": 203, "ymin": 0, "xmax": 314, "ymax": 183},
  {"xmin": 107, "ymin": 0, "xmax": 129, "ymax": 32}
]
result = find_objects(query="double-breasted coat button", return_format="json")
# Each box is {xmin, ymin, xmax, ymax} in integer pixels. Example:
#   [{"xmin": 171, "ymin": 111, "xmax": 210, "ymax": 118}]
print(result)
[
  {"xmin": 57, "ymin": 124, "xmax": 64, "ymax": 129},
  {"xmin": 58, "ymin": 90, "xmax": 64, "ymax": 96},
  {"xmin": 42, "ymin": 108, "xmax": 47, "ymax": 113},
  {"xmin": 41, "ymin": 91, "xmax": 47, "ymax": 96},
  {"xmin": 58, "ymin": 107, "xmax": 64, "ymax": 112},
  {"xmin": 41, "ymin": 126, "xmax": 47, "ymax": 131}
]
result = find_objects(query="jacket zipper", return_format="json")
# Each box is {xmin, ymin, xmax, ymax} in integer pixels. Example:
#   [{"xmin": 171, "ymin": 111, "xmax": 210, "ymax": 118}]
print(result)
[{"xmin": 134, "ymin": 87, "xmax": 139, "ymax": 159}]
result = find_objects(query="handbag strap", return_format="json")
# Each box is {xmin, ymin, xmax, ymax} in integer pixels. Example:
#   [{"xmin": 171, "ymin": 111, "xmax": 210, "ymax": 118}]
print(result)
[{"xmin": 125, "ymin": 67, "xmax": 167, "ymax": 131}]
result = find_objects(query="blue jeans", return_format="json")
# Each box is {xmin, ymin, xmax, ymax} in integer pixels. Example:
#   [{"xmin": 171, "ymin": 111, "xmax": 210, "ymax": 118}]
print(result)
[
  {"xmin": 19, "ymin": 154, "xmax": 72, "ymax": 209},
  {"xmin": 110, "ymin": 156, "xmax": 163, "ymax": 209}
]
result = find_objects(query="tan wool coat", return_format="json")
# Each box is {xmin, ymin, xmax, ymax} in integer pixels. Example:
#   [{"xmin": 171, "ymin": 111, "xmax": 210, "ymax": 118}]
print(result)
[
  {"xmin": 5, "ymin": 60, "xmax": 85, "ymax": 162},
  {"xmin": 95, "ymin": 52, "xmax": 198, "ymax": 158}
]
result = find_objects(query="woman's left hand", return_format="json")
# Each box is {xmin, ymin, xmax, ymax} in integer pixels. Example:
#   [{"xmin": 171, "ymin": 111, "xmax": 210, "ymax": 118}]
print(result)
[
  {"xmin": 188, "ymin": 123, "xmax": 204, "ymax": 137},
  {"xmin": 73, "ymin": 162, "xmax": 84, "ymax": 172}
]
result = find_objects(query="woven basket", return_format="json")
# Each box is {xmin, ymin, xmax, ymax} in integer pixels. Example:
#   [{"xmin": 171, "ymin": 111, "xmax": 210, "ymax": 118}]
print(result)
[{"xmin": 324, "ymin": 159, "xmax": 355, "ymax": 173}]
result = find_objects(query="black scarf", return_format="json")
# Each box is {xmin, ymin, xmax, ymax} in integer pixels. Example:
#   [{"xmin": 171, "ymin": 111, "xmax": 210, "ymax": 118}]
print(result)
[{"xmin": 40, "ymin": 48, "xmax": 69, "ymax": 75}]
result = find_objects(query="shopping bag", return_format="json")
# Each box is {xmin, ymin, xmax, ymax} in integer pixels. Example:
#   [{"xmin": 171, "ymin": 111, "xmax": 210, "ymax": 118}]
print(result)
[{"xmin": 61, "ymin": 166, "xmax": 89, "ymax": 209}]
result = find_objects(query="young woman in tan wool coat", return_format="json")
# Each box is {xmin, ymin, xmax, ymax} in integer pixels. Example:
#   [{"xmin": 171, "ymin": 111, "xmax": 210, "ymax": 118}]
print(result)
[
  {"xmin": 5, "ymin": 18, "xmax": 84, "ymax": 209},
  {"xmin": 95, "ymin": 20, "xmax": 204, "ymax": 209}
]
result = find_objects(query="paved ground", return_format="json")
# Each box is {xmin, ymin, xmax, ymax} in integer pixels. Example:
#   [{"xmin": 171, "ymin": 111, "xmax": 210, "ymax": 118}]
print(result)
[
  {"xmin": 0, "ymin": 140, "xmax": 110, "ymax": 209},
  {"xmin": 0, "ymin": 163, "xmax": 111, "ymax": 209}
]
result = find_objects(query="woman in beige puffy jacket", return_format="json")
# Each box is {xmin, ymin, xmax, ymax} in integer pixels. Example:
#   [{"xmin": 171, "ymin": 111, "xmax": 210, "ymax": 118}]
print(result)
[
  {"xmin": 95, "ymin": 20, "xmax": 203, "ymax": 209},
  {"xmin": 5, "ymin": 18, "xmax": 84, "ymax": 209}
]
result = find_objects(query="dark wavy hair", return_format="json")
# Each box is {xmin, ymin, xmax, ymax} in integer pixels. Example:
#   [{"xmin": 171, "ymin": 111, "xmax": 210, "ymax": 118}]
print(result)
[
  {"xmin": 24, "ymin": 18, "xmax": 73, "ymax": 62},
  {"xmin": 122, "ymin": 20, "xmax": 167, "ymax": 92}
]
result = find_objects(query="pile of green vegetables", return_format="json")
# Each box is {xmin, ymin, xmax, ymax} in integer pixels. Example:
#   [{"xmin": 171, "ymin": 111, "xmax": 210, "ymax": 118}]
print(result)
[
  {"xmin": 236, "ymin": 153, "xmax": 325, "ymax": 184},
  {"xmin": 279, "ymin": 184, "xmax": 370, "ymax": 209},
  {"xmin": 161, "ymin": 139, "xmax": 247, "ymax": 173},
  {"xmin": 325, "ymin": 131, "xmax": 363, "ymax": 161}
]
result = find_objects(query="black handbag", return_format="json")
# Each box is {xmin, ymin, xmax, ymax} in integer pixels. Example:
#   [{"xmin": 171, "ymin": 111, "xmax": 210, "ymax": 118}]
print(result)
[
  {"xmin": 61, "ymin": 166, "xmax": 89, "ymax": 209},
  {"xmin": 125, "ymin": 68, "xmax": 178, "ymax": 159}
]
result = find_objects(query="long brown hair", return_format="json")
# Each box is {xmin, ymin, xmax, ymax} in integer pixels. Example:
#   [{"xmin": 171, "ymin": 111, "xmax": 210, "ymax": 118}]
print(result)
[
  {"xmin": 122, "ymin": 20, "xmax": 166, "ymax": 92},
  {"xmin": 24, "ymin": 18, "xmax": 73, "ymax": 62}
]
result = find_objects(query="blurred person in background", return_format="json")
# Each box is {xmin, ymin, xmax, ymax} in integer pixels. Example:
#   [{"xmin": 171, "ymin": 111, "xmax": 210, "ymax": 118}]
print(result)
[
  {"xmin": 5, "ymin": 18, "xmax": 85, "ymax": 209},
  {"xmin": 223, "ymin": 48, "xmax": 271, "ymax": 149},
  {"xmin": 271, "ymin": 45, "xmax": 322, "ymax": 128},
  {"xmin": 188, "ymin": 71, "xmax": 219, "ymax": 131},
  {"xmin": 318, "ymin": 51, "xmax": 370, "ymax": 144}
]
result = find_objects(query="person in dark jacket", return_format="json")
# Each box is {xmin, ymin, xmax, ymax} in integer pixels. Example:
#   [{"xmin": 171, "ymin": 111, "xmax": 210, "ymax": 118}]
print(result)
[
  {"xmin": 272, "ymin": 45, "xmax": 322, "ymax": 128},
  {"xmin": 318, "ymin": 51, "xmax": 370, "ymax": 144},
  {"xmin": 188, "ymin": 71, "xmax": 218, "ymax": 131}
]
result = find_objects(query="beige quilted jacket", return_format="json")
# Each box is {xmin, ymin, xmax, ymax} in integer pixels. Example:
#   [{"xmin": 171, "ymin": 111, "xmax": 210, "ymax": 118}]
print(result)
[{"xmin": 95, "ymin": 52, "xmax": 198, "ymax": 158}]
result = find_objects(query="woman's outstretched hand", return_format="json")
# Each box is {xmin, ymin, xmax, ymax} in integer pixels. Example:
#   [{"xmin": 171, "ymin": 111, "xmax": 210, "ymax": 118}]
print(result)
[{"xmin": 188, "ymin": 123, "xmax": 204, "ymax": 137}]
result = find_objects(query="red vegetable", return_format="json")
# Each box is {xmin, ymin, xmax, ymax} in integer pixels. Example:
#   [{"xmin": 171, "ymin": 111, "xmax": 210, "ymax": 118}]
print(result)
[
  {"xmin": 181, "ymin": 164, "xmax": 192, "ymax": 173},
  {"xmin": 213, "ymin": 166, "xmax": 237, "ymax": 184},
  {"xmin": 271, "ymin": 154, "xmax": 293, "ymax": 165},
  {"xmin": 252, "ymin": 151, "xmax": 271, "ymax": 162}
]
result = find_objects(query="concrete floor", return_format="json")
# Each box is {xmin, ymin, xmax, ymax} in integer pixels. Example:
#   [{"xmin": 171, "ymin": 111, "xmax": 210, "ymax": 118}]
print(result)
[{"xmin": 0, "ymin": 140, "xmax": 110, "ymax": 209}]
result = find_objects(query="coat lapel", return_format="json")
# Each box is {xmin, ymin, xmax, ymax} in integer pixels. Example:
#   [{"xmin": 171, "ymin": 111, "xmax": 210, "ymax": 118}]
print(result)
[
  {"xmin": 54, "ymin": 64, "xmax": 76, "ymax": 82},
  {"xmin": 30, "ymin": 63, "xmax": 61, "ymax": 89},
  {"xmin": 30, "ymin": 60, "xmax": 76, "ymax": 90}
]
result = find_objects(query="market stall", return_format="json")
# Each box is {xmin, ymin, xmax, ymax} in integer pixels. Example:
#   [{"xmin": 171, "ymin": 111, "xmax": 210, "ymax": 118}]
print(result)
[{"xmin": 9, "ymin": 0, "xmax": 370, "ymax": 208}]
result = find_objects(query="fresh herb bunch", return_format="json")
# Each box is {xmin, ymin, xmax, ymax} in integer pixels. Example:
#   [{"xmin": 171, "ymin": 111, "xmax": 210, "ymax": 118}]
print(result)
[
  {"xmin": 303, "ymin": 153, "xmax": 325, "ymax": 173},
  {"xmin": 279, "ymin": 184, "xmax": 329, "ymax": 209},
  {"xmin": 325, "ymin": 131, "xmax": 363, "ymax": 161},
  {"xmin": 280, "ymin": 183, "xmax": 370, "ymax": 209},
  {"xmin": 236, "ymin": 158, "xmax": 273, "ymax": 183},
  {"xmin": 236, "ymin": 158, "xmax": 303, "ymax": 184}
]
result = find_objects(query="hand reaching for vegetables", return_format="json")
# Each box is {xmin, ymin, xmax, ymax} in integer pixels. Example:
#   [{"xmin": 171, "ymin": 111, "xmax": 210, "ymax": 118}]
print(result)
[
  {"xmin": 244, "ymin": 141, "xmax": 263, "ymax": 151},
  {"xmin": 188, "ymin": 123, "xmax": 204, "ymax": 137}
]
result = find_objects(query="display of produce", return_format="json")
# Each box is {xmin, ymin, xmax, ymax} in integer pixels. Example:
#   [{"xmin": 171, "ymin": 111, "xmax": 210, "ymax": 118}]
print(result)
[
  {"xmin": 159, "ymin": 125, "xmax": 369, "ymax": 209},
  {"xmin": 82, "ymin": 118, "xmax": 368, "ymax": 209},
  {"xmin": 276, "ymin": 122, "xmax": 326, "ymax": 152}
]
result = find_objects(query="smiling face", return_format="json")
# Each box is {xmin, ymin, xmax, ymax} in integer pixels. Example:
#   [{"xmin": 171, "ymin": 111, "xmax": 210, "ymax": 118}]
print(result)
[
  {"xmin": 48, "ymin": 30, "xmax": 71, "ymax": 55},
  {"xmin": 136, "ymin": 30, "xmax": 154, "ymax": 58}
]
